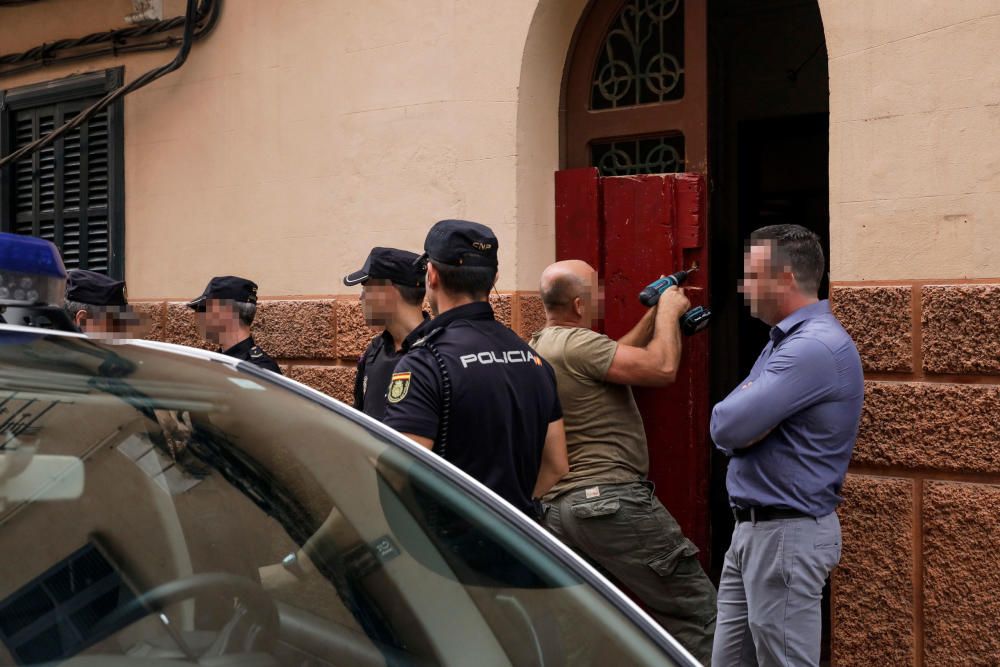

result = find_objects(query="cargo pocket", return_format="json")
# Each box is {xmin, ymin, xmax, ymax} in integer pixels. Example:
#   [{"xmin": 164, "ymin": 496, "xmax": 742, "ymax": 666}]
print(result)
[
  {"xmin": 570, "ymin": 497, "xmax": 621, "ymax": 519},
  {"xmin": 647, "ymin": 539, "xmax": 700, "ymax": 578}
]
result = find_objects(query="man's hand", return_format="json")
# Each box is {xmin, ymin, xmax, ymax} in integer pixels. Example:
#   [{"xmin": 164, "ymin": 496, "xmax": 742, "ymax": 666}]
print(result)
[
  {"xmin": 606, "ymin": 286, "xmax": 687, "ymax": 387},
  {"xmin": 658, "ymin": 286, "xmax": 690, "ymax": 316},
  {"xmin": 155, "ymin": 409, "xmax": 193, "ymax": 458}
]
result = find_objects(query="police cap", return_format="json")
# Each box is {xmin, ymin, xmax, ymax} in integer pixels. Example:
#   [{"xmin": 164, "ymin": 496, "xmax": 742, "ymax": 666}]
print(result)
[
  {"xmin": 418, "ymin": 219, "xmax": 498, "ymax": 268},
  {"xmin": 343, "ymin": 247, "xmax": 425, "ymax": 287},
  {"xmin": 66, "ymin": 269, "xmax": 128, "ymax": 307},
  {"xmin": 188, "ymin": 276, "xmax": 258, "ymax": 312}
]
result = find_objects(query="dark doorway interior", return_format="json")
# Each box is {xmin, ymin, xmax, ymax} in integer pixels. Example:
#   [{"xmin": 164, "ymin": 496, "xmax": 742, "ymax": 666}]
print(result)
[
  {"xmin": 707, "ymin": 0, "xmax": 831, "ymax": 658},
  {"xmin": 736, "ymin": 113, "xmax": 830, "ymax": 370}
]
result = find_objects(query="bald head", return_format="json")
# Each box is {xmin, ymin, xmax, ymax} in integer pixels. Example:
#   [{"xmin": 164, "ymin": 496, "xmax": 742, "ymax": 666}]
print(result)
[{"xmin": 540, "ymin": 260, "xmax": 597, "ymax": 322}]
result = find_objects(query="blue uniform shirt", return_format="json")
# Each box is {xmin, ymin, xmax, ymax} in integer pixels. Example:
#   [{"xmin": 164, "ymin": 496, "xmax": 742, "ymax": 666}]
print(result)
[
  {"xmin": 710, "ymin": 300, "xmax": 863, "ymax": 517},
  {"xmin": 383, "ymin": 302, "xmax": 562, "ymax": 515}
]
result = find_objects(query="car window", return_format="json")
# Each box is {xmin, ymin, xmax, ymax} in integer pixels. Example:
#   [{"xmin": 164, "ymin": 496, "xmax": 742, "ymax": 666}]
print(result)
[{"xmin": 0, "ymin": 331, "xmax": 683, "ymax": 666}]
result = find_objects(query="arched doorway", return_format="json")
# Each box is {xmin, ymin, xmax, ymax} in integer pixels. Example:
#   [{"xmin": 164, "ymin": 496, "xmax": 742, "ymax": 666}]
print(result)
[
  {"xmin": 563, "ymin": 0, "xmax": 708, "ymax": 174},
  {"xmin": 559, "ymin": 0, "xmax": 831, "ymax": 649}
]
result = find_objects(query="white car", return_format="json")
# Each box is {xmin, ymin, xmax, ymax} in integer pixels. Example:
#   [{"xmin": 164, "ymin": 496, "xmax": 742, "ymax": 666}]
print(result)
[{"xmin": 0, "ymin": 235, "xmax": 698, "ymax": 666}]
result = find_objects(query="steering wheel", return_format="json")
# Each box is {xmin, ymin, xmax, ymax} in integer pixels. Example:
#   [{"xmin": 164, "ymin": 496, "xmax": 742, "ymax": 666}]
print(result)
[{"xmin": 95, "ymin": 573, "xmax": 279, "ymax": 658}]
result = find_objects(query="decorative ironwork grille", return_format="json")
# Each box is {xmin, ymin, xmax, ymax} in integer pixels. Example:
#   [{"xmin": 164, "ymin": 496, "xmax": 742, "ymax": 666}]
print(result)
[
  {"xmin": 591, "ymin": 134, "xmax": 685, "ymax": 176},
  {"xmin": 591, "ymin": 0, "xmax": 685, "ymax": 110}
]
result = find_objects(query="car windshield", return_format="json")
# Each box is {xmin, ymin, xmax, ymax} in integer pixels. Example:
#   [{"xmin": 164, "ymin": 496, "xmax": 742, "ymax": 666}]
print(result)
[{"xmin": 0, "ymin": 330, "xmax": 683, "ymax": 666}]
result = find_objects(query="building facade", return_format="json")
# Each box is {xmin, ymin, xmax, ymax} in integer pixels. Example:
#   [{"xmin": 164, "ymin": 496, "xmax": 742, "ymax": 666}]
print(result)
[{"xmin": 2, "ymin": 0, "xmax": 998, "ymax": 663}]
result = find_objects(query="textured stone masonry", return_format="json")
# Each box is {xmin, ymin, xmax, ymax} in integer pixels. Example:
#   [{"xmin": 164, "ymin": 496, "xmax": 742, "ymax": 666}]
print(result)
[
  {"xmin": 489, "ymin": 293, "xmax": 513, "ymax": 329},
  {"xmin": 831, "ymin": 285, "xmax": 912, "ymax": 372},
  {"xmin": 518, "ymin": 294, "xmax": 547, "ymax": 340},
  {"xmin": 854, "ymin": 381, "xmax": 1000, "ymax": 472},
  {"xmin": 834, "ymin": 475, "xmax": 914, "ymax": 666},
  {"xmin": 254, "ymin": 300, "xmax": 337, "ymax": 359},
  {"xmin": 334, "ymin": 299, "xmax": 378, "ymax": 361},
  {"xmin": 130, "ymin": 302, "xmax": 165, "ymax": 342},
  {"xmin": 139, "ymin": 293, "xmax": 541, "ymax": 399},
  {"xmin": 163, "ymin": 303, "xmax": 215, "ymax": 351},
  {"xmin": 922, "ymin": 284, "xmax": 1000, "ymax": 375},
  {"xmin": 285, "ymin": 365, "xmax": 357, "ymax": 405},
  {"xmin": 923, "ymin": 481, "xmax": 1000, "ymax": 664}
]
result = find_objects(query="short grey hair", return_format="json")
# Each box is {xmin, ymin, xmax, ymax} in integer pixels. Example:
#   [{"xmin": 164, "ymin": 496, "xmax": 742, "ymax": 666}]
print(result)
[
  {"xmin": 234, "ymin": 301, "xmax": 257, "ymax": 326},
  {"xmin": 63, "ymin": 300, "xmax": 100, "ymax": 321}
]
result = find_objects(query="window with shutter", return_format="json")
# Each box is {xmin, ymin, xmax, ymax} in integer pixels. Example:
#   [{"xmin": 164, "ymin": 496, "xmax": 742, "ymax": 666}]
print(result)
[{"xmin": 1, "ymin": 69, "xmax": 124, "ymax": 278}]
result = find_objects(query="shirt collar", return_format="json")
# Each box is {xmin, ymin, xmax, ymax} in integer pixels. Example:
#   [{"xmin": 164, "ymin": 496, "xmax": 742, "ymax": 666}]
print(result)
[
  {"xmin": 770, "ymin": 300, "xmax": 830, "ymax": 344},
  {"xmin": 428, "ymin": 301, "xmax": 494, "ymax": 329},
  {"xmin": 222, "ymin": 335, "xmax": 255, "ymax": 357},
  {"xmin": 402, "ymin": 302, "xmax": 494, "ymax": 350},
  {"xmin": 382, "ymin": 311, "xmax": 430, "ymax": 349}
]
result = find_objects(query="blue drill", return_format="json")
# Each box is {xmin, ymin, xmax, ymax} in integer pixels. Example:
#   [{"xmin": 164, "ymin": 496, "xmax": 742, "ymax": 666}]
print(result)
[
  {"xmin": 638, "ymin": 267, "xmax": 711, "ymax": 335},
  {"xmin": 638, "ymin": 268, "xmax": 694, "ymax": 307}
]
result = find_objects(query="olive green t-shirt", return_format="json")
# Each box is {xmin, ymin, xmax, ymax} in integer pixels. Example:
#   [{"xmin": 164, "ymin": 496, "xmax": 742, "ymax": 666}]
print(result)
[{"xmin": 530, "ymin": 326, "xmax": 648, "ymax": 499}]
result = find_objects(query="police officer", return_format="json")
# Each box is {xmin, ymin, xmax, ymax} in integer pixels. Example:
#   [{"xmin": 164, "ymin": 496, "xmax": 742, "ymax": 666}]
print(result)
[
  {"xmin": 383, "ymin": 220, "xmax": 568, "ymax": 517},
  {"xmin": 64, "ymin": 269, "xmax": 136, "ymax": 335},
  {"xmin": 187, "ymin": 275, "xmax": 281, "ymax": 374},
  {"xmin": 343, "ymin": 247, "xmax": 429, "ymax": 420}
]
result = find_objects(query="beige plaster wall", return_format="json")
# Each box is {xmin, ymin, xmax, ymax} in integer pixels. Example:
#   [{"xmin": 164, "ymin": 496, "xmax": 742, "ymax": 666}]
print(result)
[
  {"xmin": 1, "ymin": 0, "xmax": 559, "ymax": 296},
  {"xmin": 822, "ymin": 0, "xmax": 1000, "ymax": 281},
  {"xmin": 5, "ymin": 0, "xmax": 998, "ymax": 287},
  {"xmin": 514, "ymin": 0, "xmax": 589, "ymax": 292}
]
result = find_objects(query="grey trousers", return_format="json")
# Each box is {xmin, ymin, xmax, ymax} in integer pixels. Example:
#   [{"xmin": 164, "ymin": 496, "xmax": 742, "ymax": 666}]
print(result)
[
  {"xmin": 544, "ymin": 481, "xmax": 717, "ymax": 664},
  {"xmin": 712, "ymin": 512, "xmax": 842, "ymax": 667}
]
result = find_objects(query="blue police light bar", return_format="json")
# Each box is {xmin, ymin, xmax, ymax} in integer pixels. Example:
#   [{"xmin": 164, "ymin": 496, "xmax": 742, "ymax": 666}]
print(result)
[{"xmin": 0, "ymin": 232, "xmax": 67, "ymax": 307}]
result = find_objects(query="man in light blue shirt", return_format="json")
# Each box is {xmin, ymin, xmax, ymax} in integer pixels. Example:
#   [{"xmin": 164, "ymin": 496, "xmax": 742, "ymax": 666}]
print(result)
[{"xmin": 710, "ymin": 224, "xmax": 863, "ymax": 666}]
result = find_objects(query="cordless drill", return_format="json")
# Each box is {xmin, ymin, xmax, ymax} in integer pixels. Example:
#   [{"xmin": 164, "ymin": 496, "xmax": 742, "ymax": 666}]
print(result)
[{"xmin": 638, "ymin": 267, "xmax": 712, "ymax": 336}]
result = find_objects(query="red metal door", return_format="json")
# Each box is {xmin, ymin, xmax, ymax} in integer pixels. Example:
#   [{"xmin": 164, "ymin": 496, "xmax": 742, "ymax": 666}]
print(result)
[{"xmin": 555, "ymin": 166, "xmax": 711, "ymax": 563}]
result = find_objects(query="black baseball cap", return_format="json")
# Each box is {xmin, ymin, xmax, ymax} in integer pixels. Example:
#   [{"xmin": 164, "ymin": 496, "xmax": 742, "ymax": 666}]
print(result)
[
  {"xmin": 66, "ymin": 269, "xmax": 128, "ymax": 307},
  {"xmin": 418, "ymin": 219, "xmax": 498, "ymax": 268},
  {"xmin": 343, "ymin": 247, "xmax": 425, "ymax": 287},
  {"xmin": 187, "ymin": 276, "xmax": 259, "ymax": 311}
]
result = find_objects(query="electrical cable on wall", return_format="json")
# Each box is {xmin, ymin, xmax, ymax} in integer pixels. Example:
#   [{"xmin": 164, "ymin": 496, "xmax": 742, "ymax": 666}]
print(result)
[
  {"xmin": 0, "ymin": 0, "xmax": 218, "ymax": 172},
  {"xmin": 0, "ymin": 0, "xmax": 219, "ymax": 79}
]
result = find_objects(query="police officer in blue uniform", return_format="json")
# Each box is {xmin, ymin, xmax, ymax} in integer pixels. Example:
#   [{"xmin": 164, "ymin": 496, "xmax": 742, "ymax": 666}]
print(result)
[
  {"xmin": 187, "ymin": 276, "xmax": 281, "ymax": 374},
  {"xmin": 344, "ymin": 247, "xmax": 429, "ymax": 420},
  {"xmin": 63, "ymin": 269, "xmax": 136, "ymax": 335},
  {"xmin": 383, "ymin": 220, "xmax": 568, "ymax": 518}
]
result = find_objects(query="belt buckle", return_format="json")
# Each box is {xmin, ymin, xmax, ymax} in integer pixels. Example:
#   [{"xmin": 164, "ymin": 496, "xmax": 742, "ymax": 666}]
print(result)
[{"xmin": 733, "ymin": 506, "xmax": 760, "ymax": 524}]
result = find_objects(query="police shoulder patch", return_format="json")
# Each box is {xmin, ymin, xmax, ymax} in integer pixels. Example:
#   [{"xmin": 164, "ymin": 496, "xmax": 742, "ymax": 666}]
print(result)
[{"xmin": 388, "ymin": 372, "xmax": 411, "ymax": 403}]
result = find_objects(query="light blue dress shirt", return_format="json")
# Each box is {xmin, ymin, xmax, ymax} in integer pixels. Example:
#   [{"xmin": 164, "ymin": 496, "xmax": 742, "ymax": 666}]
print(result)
[{"xmin": 710, "ymin": 300, "xmax": 864, "ymax": 517}]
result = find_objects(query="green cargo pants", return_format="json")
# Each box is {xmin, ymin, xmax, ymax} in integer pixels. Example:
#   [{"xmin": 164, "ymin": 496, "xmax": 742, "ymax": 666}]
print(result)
[{"xmin": 544, "ymin": 481, "xmax": 717, "ymax": 665}]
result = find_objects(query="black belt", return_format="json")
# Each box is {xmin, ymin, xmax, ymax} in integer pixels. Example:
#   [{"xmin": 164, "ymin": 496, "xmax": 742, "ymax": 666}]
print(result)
[{"xmin": 732, "ymin": 506, "xmax": 811, "ymax": 523}]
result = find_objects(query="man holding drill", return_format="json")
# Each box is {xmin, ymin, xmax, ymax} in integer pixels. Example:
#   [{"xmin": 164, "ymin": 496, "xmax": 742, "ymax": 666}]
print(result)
[{"xmin": 531, "ymin": 259, "xmax": 717, "ymax": 664}]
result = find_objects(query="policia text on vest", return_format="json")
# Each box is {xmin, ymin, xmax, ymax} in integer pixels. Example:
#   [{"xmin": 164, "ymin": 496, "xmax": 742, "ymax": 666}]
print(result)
[{"xmin": 382, "ymin": 220, "xmax": 568, "ymax": 519}]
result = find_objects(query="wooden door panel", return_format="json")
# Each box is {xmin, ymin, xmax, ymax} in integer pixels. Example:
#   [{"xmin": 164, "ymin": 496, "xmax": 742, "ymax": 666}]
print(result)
[{"xmin": 555, "ymin": 168, "xmax": 711, "ymax": 563}]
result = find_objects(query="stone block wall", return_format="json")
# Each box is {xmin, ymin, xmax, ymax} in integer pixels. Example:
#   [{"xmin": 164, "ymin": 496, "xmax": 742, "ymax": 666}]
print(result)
[
  {"xmin": 134, "ymin": 293, "xmax": 546, "ymax": 406},
  {"xmin": 830, "ymin": 281, "xmax": 1000, "ymax": 665}
]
